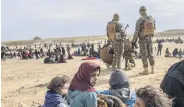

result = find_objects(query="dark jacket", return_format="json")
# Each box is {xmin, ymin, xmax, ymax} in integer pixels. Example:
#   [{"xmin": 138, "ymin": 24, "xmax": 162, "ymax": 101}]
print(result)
[
  {"xmin": 43, "ymin": 91, "xmax": 68, "ymax": 107},
  {"xmin": 160, "ymin": 60, "xmax": 184, "ymax": 107}
]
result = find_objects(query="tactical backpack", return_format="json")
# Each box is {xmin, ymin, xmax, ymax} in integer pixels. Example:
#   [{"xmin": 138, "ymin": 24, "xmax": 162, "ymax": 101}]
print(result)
[
  {"xmin": 107, "ymin": 22, "xmax": 116, "ymax": 40},
  {"xmin": 100, "ymin": 45, "xmax": 113, "ymax": 65},
  {"xmin": 142, "ymin": 16, "xmax": 155, "ymax": 36}
]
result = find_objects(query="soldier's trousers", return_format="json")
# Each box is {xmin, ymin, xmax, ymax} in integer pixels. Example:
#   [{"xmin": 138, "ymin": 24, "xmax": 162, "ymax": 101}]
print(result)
[
  {"xmin": 112, "ymin": 40, "xmax": 123, "ymax": 69},
  {"xmin": 139, "ymin": 42, "xmax": 155, "ymax": 68},
  {"xmin": 125, "ymin": 57, "xmax": 135, "ymax": 68}
]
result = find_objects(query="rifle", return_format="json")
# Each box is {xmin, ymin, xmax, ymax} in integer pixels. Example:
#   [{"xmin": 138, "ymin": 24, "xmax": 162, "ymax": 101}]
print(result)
[
  {"xmin": 122, "ymin": 24, "xmax": 129, "ymax": 63},
  {"xmin": 123, "ymin": 24, "xmax": 129, "ymax": 37}
]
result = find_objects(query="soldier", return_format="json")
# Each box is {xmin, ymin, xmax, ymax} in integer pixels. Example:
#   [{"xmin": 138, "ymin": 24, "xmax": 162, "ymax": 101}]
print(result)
[
  {"xmin": 132, "ymin": 6, "xmax": 155, "ymax": 75},
  {"xmin": 106, "ymin": 13, "xmax": 124, "ymax": 69},
  {"xmin": 124, "ymin": 38, "xmax": 136, "ymax": 70}
]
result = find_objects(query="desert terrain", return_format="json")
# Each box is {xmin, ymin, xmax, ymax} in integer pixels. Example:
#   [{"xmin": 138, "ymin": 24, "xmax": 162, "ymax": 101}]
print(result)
[{"xmin": 1, "ymin": 39, "xmax": 184, "ymax": 107}]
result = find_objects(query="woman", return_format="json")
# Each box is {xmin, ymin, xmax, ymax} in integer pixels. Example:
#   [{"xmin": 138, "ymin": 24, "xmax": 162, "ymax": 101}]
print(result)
[
  {"xmin": 58, "ymin": 54, "xmax": 67, "ymax": 63},
  {"xmin": 97, "ymin": 69, "xmax": 136, "ymax": 107},
  {"xmin": 43, "ymin": 76, "xmax": 69, "ymax": 107},
  {"xmin": 172, "ymin": 48, "xmax": 178, "ymax": 57},
  {"xmin": 67, "ymin": 62, "xmax": 101, "ymax": 107},
  {"xmin": 135, "ymin": 85, "xmax": 172, "ymax": 107}
]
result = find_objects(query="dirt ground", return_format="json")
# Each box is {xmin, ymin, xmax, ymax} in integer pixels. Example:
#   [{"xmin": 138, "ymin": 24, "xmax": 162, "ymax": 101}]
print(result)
[{"xmin": 1, "ymin": 43, "xmax": 184, "ymax": 107}]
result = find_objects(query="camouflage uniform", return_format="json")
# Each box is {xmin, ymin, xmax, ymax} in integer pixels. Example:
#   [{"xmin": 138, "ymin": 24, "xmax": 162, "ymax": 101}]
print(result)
[
  {"xmin": 124, "ymin": 39, "xmax": 135, "ymax": 70},
  {"xmin": 107, "ymin": 14, "xmax": 124, "ymax": 69},
  {"xmin": 132, "ymin": 6, "xmax": 155, "ymax": 74}
]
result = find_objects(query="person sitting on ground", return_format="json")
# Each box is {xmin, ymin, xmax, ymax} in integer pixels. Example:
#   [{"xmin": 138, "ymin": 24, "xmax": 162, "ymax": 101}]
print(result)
[
  {"xmin": 50, "ymin": 55, "xmax": 56, "ymax": 63},
  {"xmin": 165, "ymin": 48, "xmax": 171, "ymax": 57},
  {"xmin": 67, "ymin": 62, "xmax": 101, "ymax": 107},
  {"xmin": 178, "ymin": 49, "xmax": 182, "ymax": 60},
  {"xmin": 43, "ymin": 76, "xmax": 69, "ymax": 107},
  {"xmin": 97, "ymin": 69, "xmax": 136, "ymax": 107},
  {"xmin": 160, "ymin": 60, "xmax": 184, "ymax": 107},
  {"xmin": 172, "ymin": 48, "xmax": 178, "ymax": 57},
  {"xmin": 58, "ymin": 54, "xmax": 67, "ymax": 63},
  {"xmin": 67, "ymin": 45, "xmax": 73, "ymax": 59},
  {"xmin": 135, "ymin": 85, "xmax": 172, "ymax": 107},
  {"xmin": 44, "ymin": 57, "xmax": 50, "ymax": 63}
]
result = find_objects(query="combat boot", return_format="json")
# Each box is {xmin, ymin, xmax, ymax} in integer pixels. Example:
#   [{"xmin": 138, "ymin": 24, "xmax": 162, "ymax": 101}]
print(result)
[
  {"xmin": 117, "ymin": 64, "xmax": 121, "ymax": 69},
  {"xmin": 151, "ymin": 66, "xmax": 154, "ymax": 74},
  {"xmin": 127, "ymin": 63, "xmax": 132, "ymax": 70},
  {"xmin": 130, "ymin": 63, "xmax": 135, "ymax": 68},
  {"xmin": 106, "ymin": 63, "xmax": 111, "ymax": 69},
  {"xmin": 139, "ymin": 67, "xmax": 149, "ymax": 75}
]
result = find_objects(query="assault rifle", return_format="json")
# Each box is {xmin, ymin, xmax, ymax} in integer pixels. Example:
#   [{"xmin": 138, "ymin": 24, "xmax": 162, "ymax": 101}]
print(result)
[{"xmin": 123, "ymin": 24, "xmax": 129, "ymax": 37}]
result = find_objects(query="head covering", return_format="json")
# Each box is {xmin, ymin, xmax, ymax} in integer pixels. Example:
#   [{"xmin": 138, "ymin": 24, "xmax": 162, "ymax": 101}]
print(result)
[
  {"xmin": 139, "ymin": 6, "xmax": 146, "ymax": 11},
  {"xmin": 109, "ymin": 69, "xmax": 129, "ymax": 89},
  {"xmin": 69, "ymin": 62, "xmax": 100, "ymax": 92},
  {"xmin": 112, "ymin": 13, "xmax": 119, "ymax": 21}
]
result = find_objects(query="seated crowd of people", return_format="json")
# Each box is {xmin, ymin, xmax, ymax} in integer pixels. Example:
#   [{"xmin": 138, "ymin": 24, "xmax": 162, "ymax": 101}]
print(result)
[
  {"xmin": 155, "ymin": 37, "xmax": 183, "ymax": 44},
  {"xmin": 42, "ymin": 60, "xmax": 184, "ymax": 107},
  {"xmin": 165, "ymin": 48, "xmax": 184, "ymax": 59},
  {"xmin": 72, "ymin": 43, "xmax": 101, "ymax": 59}
]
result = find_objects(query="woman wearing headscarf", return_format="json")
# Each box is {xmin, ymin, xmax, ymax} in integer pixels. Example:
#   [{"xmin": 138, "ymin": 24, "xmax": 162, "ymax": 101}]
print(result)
[
  {"xmin": 97, "ymin": 69, "xmax": 136, "ymax": 107},
  {"xmin": 67, "ymin": 62, "xmax": 101, "ymax": 107}
]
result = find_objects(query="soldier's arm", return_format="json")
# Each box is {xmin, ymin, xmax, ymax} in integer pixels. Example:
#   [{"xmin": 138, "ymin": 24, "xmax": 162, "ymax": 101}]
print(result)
[{"xmin": 132, "ymin": 18, "xmax": 142, "ymax": 43}]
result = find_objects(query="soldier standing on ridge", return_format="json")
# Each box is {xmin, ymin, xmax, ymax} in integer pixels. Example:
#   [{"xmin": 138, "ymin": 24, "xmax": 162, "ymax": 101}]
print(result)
[
  {"xmin": 106, "ymin": 13, "xmax": 124, "ymax": 70},
  {"xmin": 132, "ymin": 6, "xmax": 156, "ymax": 75}
]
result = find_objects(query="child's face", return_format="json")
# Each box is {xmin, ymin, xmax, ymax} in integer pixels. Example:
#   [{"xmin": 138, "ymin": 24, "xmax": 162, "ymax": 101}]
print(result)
[
  {"xmin": 59, "ymin": 84, "xmax": 68, "ymax": 95},
  {"xmin": 90, "ymin": 70, "xmax": 100, "ymax": 86},
  {"xmin": 134, "ymin": 97, "xmax": 145, "ymax": 107}
]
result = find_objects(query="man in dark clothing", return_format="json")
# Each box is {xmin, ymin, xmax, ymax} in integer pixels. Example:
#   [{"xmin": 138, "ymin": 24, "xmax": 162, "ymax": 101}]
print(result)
[
  {"xmin": 160, "ymin": 60, "xmax": 184, "ymax": 107},
  {"xmin": 157, "ymin": 40, "xmax": 163, "ymax": 56},
  {"xmin": 40, "ymin": 48, "xmax": 43, "ymax": 53},
  {"xmin": 67, "ymin": 45, "xmax": 73, "ymax": 59},
  {"xmin": 62, "ymin": 47, "xmax": 65, "ymax": 56},
  {"xmin": 35, "ymin": 49, "xmax": 39, "ymax": 59}
]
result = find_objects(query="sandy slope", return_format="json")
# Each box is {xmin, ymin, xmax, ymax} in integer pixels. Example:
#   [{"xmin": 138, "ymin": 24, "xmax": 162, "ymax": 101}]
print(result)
[{"xmin": 1, "ymin": 43, "xmax": 184, "ymax": 107}]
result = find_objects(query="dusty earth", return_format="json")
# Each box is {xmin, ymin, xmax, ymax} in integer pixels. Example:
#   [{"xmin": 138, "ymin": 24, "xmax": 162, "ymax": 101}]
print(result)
[{"xmin": 1, "ymin": 43, "xmax": 184, "ymax": 107}]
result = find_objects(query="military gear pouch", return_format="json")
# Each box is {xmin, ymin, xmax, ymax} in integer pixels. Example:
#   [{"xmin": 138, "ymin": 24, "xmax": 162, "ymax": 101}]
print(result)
[
  {"xmin": 115, "ymin": 33, "xmax": 122, "ymax": 40},
  {"xmin": 142, "ymin": 16, "xmax": 155, "ymax": 36},
  {"xmin": 107, "ymin": 23, "xmax": 116, "ymax": 40}
]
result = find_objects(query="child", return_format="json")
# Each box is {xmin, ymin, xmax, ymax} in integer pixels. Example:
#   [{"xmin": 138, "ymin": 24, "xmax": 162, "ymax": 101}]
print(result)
[
  {"xmin": 67, "ymin": 62, "xmax": 101, "ymax": 107},
  {"xmin": 97, "ymin": 69, "xmax": 136, "ymax": 107},
  {"xmin": 135, "ymin": 85, "xmax": 172, "ymax": 107},
  {"xmin": 43, "ymin": 76, "xmax": 69, "ymax": 107},
  {"xmin": 124, "ymin": 39, "xmax": 136, "ymax": 70}
]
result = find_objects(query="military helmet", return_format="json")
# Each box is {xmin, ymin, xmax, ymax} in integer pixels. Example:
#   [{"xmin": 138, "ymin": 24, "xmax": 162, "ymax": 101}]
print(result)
[
  {"xmin": 112, "ymin": 13, "xmax": 119, "ymax": 21},
  {"xmin": 139, "ymin": 6, "xmax": 146, "ymax": 11}
]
